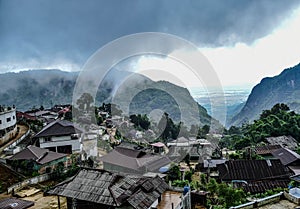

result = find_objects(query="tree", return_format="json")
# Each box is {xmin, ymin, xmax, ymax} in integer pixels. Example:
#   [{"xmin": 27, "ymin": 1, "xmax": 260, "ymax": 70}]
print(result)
[
  {"xmin": 184, "ymin": 153, "xmax": 191, "ymax": 167},
  {"xmin": 167, "ymin": 163, "xmax": 181, "ymax": 182},
  {"xmin": 158, "ymin": 112, "xmax": 180, "ymax": 141},
  {"xmin": 76, "ymin": 93, "xmax": 94, "ymax": 112},
  {"xmin": 184, "ymin": 170, "xmax": 193, "ymax": 182},
  {"xmin": 130, "ymin": 114, "xmax": 150, "ymax": 130},
  {"xmin": 197, "ymin": 125, "xmax": 210, "ymax": 139}
]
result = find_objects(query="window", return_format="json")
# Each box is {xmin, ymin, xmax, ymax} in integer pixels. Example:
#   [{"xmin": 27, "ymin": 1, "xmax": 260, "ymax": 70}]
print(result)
[
  {"xmin": 13, "ymin": 116, "xmax": 15, "ymax": 120},
  {"xmin": 6, "ymin": 117, "xmax": 11, "ymax": 122},
  {"xmin": 71, "ymin": 134, "xmax": 79, "ymax": 139},
  {"xmin": 44, "ymin": 137, "xmax": 51, "ymax": 142},
  {"xmin": 0, "ymin": 120, "xmax": 2, "ymax": 125}
]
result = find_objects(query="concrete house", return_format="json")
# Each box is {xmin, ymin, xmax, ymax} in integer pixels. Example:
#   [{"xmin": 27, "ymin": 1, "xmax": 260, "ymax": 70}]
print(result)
[
  {"xmin": 34, "ymin": 120, "xmax": 82, "ymax": 154},
  {"xmin": 0, "ymin": 106, "xmax": 17, "ymax": 146}
]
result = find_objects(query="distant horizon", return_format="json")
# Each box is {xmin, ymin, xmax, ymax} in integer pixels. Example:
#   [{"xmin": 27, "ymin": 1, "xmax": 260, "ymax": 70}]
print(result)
[{"xmin": 0, "ymin": 67, "xmax": 276, "ymax": 91}]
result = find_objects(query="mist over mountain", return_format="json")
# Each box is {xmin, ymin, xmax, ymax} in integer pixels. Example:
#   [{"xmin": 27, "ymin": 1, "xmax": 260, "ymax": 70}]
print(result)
[
  {"xmin": 229, "ymin": 63, "xmax": 300, "ymax": 127},
  {"xmin": 0, "ymin": 69, "xmax": 221, "ymax": 130}
]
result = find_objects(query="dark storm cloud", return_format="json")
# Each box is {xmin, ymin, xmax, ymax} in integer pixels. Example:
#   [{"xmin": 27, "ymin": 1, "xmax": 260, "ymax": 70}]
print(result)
[{"xmin": 0, "ymin": 0, "xmax": 299, "ymax": 72}]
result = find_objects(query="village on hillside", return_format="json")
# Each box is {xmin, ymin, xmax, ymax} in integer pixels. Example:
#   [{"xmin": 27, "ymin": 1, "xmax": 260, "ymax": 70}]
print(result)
[{"xmin": 0, "ymin": 101, "xmax": 300, "ymax": 209}]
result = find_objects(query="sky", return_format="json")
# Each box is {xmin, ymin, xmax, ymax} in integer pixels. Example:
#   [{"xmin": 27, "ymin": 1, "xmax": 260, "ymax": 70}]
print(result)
[{"xmin": 1, "ymin": 0, "xmax": 300, "ymax": 88}]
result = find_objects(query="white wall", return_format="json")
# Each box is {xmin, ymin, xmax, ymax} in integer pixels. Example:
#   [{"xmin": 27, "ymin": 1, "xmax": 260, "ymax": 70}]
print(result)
[
  {"xmin": 39, "ymin": 136, "xmax": 81, "ymax": 152},
  {"xmin": 0, "ymin": 109, "xmax": 16, "ymax": 130}
]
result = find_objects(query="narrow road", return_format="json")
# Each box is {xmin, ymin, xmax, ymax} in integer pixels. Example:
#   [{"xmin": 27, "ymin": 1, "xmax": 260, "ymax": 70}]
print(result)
[{"xmin": 0, "ymin": 124, "xmax": 29, "ymax": 154}]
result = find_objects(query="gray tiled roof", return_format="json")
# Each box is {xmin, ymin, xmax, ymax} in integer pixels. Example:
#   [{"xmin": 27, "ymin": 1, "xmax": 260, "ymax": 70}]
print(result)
[
  {"xmin": 272, "ymin": 148, "xmax": 300, "ymax": 166},
  {"xmin": 34, "ymin": 120, "xmax": 82, "ymax": 138},
  {"xmin": 47, "ymin": 168, "xmax": 168, "ymax": 208},
  {"xmin": 48, "ymin": 169, "xmax": 117, "ymax": 206},
  {"xmin": 100, "ymin": 147, "xmax": 171, "ymax": 173},
  {"xmin": 10, "ymin": 145, "xmax": 67, "ymax": 165}
]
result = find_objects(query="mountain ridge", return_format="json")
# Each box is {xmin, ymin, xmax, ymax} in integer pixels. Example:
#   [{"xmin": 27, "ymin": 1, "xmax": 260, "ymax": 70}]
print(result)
[
  {"xmin": 0, "ymin": 69, "xmax": 222, "ymax": 130},
  {"xmin": 229, "ymin": 62, "xmax": 300, "ymax": 127}
]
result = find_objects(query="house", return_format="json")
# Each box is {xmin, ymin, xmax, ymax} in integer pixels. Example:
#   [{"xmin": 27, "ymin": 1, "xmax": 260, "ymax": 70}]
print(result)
[
  {"xmin": 16, "ymin": 111, "xmax": 37, "ymax": 122},
  {"xmin": 0, "ymin": 198, "xmax": 34, "ymax": 209},
  {"xmin": 34, "ymin": 120, "xmax": 83, "ymax": 154},
  {"xmin": 167, "ymin": 137, "xmax": 197, "ymax": 147},
  {"xmin": 272, "ymin": 148, "xmax": 300, "ymax": 166},
  {"xmin": 0, "ymin": 106, "xmax": 17, "ymax": 146},
  {"xmin": 100, "ymin": 146, "xmax": 171, "ymax": 174},
  {"xmin": 168, "ymin": 144, "xmax": 212, "ymax": 163},
  {"xmin": 254, "ymin": 144, "xmax": 282, "ymax": 158},
  {"xmin": 272, "ymin": 147, "xmax": 300, "ymax": 175},
  {"xmin": 266, "ymin": 135, "xmax": 298, "ymax": 151},
  {"xmin": 8, "ymin": 145, "xmax": 67, "ymax": 174},
  {"xmin": 151, "ymin": 142, "xmax": 165, "ymax": 154},
  {"xmin": 47, "ymin": 168, "xmax": 169, "ymax": 209},
  {"xmin": 203, "ymin": 159, "xmax": 226, "ymax": 170},
  {"xmin": 217, "ymin": 159, "xmax": 293, "ymax": 193}
]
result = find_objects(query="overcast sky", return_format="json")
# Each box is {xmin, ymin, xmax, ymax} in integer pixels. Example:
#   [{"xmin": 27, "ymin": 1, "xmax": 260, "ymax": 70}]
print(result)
[{"xmin": 1, "ymin": 0, "xmax": 300, "ymax": 88}]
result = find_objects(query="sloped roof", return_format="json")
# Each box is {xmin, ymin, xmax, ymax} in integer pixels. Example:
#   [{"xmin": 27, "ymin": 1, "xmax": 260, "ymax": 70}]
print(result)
[
  {"xmin": 204, "ymin": 159, "xmax": 226, "ymax": 168},
  {"xmin": 10, "ymin": 145, "xmax": 67, "ymax": 165},
  {"xmin": 28, "ymin": 110, "xmax": 51, "ymax": 117},
  {"xmin": 266, "ymin": 135, "xmax": 298, "ymax": 150},
  {"xmin": 34, "ymin": 120, "xmax": 82, "ymax": 138},
  {"xmin": 234, "ymin": 179, "xmax": 290, "ymax": 194},
  {"xmin": 16, "ymin": 111, "xmax": 36, "ymax": 120},
  {"xmin": 100, "ymin": 147, "xmax": 171, "ymax": 173},
  {"xmin": 47, "ymin": 168, "xmax": 168, "ymax": 208},
  {"xmin": 255, "ymin": 144, "xmax": 282, "ymax": 155},
  {"xmin": 272, "ymin": 148, "xmax": 300, "ymax": 166},
  {"xmin": 0, "ymin": 198, "xmax": 34, "ymax": 209},
  {"xmin": 217, "ymin": 159, "xmax": 292, "ymax": 181},
  {"xmin": 169, "ymin": 137, "xmax": 189, "ymax": 144},
  {"xmin": 151, "ymin": 142, "xmax": 165, "ymax": 147}
]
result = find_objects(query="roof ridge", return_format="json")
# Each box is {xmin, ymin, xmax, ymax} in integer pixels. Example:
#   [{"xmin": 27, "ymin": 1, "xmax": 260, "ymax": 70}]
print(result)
[
  {"xmin": 36, "ymin": 151, "xmax": 49, "ymax": 163},
  {"xmin": 28, "ymin": 145, "xmax": 44, "ymax": 159},
  {"xmin": 284, "ymin": 148, "xmax": 300, "ymax": 158},
  {"xmin": 34, "ymin": 119, "xmax": 60, "ymax": 137}
]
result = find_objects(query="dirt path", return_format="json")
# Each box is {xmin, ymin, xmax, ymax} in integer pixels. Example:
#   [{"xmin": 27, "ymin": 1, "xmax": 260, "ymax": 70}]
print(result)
[
  {"xmin": 23, "ymin": 192, "xmax": 67, "ymax": 209},
  {"xmin": 1, "ymin": 188, "xmax": 67, "ymax": 209}
]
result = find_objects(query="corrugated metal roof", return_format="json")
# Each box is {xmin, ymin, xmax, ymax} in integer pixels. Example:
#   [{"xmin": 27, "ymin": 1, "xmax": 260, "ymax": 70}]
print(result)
[{"xmin": 217, "ymin": 159, "xmax": 292, "ymax": 181}]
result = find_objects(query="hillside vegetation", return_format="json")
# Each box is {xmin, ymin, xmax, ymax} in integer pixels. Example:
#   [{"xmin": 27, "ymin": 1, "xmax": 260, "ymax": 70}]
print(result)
[
  {"xmin": 0, "ymin": 69, "xmax": 222, "ymax": 131},
  {"xmin": 222, "ymin": 103, "xmax": 300, "ymax": 150}
]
